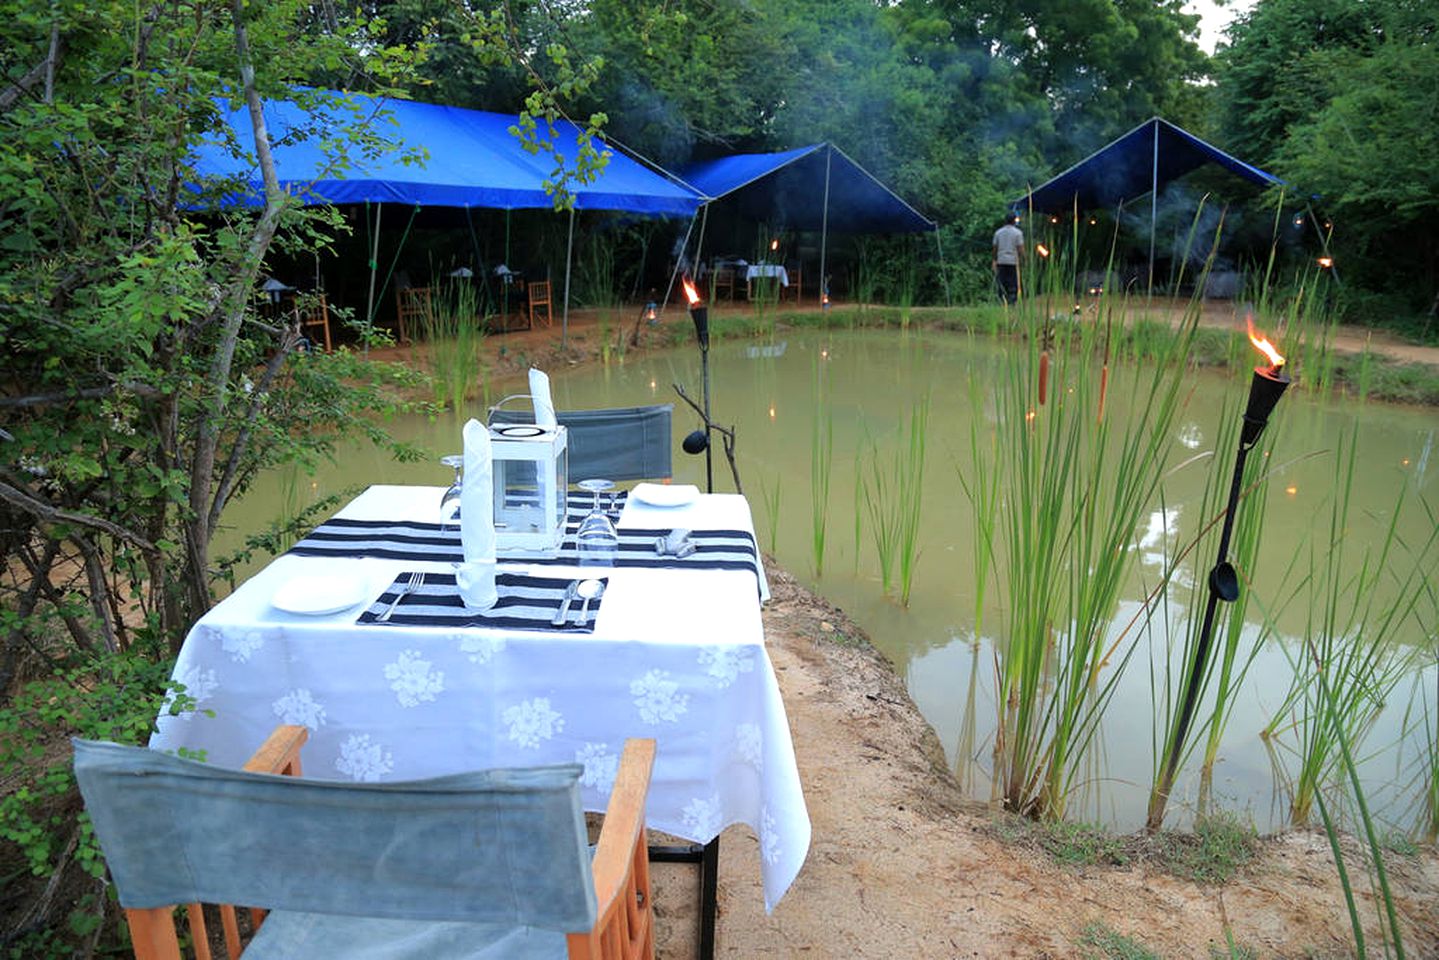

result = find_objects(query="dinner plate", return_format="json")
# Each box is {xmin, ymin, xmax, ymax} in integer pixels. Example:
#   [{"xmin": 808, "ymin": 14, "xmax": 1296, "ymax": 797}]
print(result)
[
  {"xmin": 272, "ymin": 575, "xmax": 369, "ymax": 616},
  {"xmin": 630, "ymin": 483, "xmax": 700, "ymax": 508}
]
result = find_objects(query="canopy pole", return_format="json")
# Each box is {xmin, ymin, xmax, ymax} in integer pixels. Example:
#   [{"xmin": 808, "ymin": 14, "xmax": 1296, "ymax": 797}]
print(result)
[
  {"xmin": 1148, "ymin": 121, "xmax": 1159, "ymax": 299},
  {"xmin": 503, "ymin": 208, "xmax": 512, "ymax": 318},
  {"xmin": 818, "ymin": 146, "xmax": 832, "ymax": 308},
  {"xmin": 561, "ymin": 206, "xmax": 576, "ymax": 350},
  {"xmin": 661, "ymin": 209, "xmax": 699, "ymax": 313},
  {"xmin": 692, "ymin": 204, "xmax": 711, "ymax": 297},
  {"xmin": 932, "ymin": 226, "xmax": 952, "ymax": 307},
  {"xmin": 364, "ymin": 201, "xmax": 383, "ymax": 357}
]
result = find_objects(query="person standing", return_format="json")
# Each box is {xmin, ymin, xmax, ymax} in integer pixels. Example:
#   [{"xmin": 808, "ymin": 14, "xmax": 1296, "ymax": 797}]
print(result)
[{"xmin": 992, "ymin": 213, "xmax": 1023, "ymax": 305}]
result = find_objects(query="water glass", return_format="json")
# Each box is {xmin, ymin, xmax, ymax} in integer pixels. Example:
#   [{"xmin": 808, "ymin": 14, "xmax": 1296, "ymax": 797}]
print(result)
[{"xmin": 576, "ymin": 511, "xmax": 619, "ymax": 567}]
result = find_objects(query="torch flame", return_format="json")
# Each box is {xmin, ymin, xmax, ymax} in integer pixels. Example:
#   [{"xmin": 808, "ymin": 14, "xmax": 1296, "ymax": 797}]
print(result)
[
  {"xmin": 1317, "ymin": 256, "xmax": 1333, "ymax": 269},
  {"xmin": 1036, "ymin": 243, "xmax": 1050, "ymax": 258},
  {"xmin": 1245, "ymin": 314, "xmax": 1285, "ymax": 370},
  {"xmin": 770, "ymin": 238, "xmax": 779, "ymax": 252},
  {"xmin": 682, "ymin": 277, "xmax": 701, "ymax": 306}
]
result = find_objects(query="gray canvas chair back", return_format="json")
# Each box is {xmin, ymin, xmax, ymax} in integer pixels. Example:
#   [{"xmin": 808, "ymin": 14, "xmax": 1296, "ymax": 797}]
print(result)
[
  {"xmin": 491, "ymin": 403, "xmax": 673, "ymax": 482},
  {"xmin": 72, "ymin": 738, "xmax": 596, "ymax": 931}
]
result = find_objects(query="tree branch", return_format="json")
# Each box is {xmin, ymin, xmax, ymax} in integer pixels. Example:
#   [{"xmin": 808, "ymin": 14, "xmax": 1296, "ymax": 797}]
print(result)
[
  {"xmin": 0, "ymin": 480, "xmax": 156, "ymax": 552},
  {"xmin": 671, "ymin": 382, "xmax": 744, "ymax": 494}
]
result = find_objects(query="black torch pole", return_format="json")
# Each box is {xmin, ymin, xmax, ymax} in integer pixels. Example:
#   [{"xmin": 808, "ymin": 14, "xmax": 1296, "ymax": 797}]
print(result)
[
  {"xmin": 1150, "ymin": 362, "xmax": 1290, "ymax": 827},
  {"xmin": 690, "ymin": 302, "xmax": 713, "ymax": 493}
]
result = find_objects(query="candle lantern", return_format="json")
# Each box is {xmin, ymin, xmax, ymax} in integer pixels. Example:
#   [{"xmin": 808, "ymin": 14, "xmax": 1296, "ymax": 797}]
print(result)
[{"xmin": 489, "ymin": 424, "xmax": 569, "ymax": 555}]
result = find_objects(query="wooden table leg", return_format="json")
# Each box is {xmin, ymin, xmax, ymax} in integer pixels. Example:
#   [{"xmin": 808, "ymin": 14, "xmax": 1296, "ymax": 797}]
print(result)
[{"xmin": 649, "ymin": 836, "xmax": 721, "ymax": 960}]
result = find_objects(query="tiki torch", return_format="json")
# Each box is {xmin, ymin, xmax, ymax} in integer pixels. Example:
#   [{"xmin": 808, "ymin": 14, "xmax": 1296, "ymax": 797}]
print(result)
[
  {"xmin": 1149, "ymin": 314, "xmax": 1289, "ymax": 829},
  {"xmin": 682, "ymin": 277, "xmax": 714, "ymax": 492}
]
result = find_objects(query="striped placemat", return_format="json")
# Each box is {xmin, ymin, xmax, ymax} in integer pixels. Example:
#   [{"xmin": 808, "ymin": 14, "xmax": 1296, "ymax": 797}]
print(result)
[
  {"xmin": 356, "ymin": 572, "xmax": 607, "ymax": 631},
  {"xmin": 288, "ymin": 493, "xmax": 762, "ymax": 588}
]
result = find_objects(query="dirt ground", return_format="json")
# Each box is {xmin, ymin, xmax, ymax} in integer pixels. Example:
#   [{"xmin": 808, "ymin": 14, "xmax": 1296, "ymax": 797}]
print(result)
[
  {"xmin": 646, "ymin": 566, "xmax": 1439, "ymax": 959},
  {"xmin": 395, "ymin": 305, "xmax": 1439, "ymax": 958}
]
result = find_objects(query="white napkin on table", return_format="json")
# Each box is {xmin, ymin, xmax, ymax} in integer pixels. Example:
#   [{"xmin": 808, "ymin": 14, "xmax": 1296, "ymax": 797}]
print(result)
[
  {"xmin": 457, "ymin": 418, "xmax": 497, "ymax": 609},
  {"xmin": 528, "ymin": 367, "xmax": 557, "ymax": 428}
]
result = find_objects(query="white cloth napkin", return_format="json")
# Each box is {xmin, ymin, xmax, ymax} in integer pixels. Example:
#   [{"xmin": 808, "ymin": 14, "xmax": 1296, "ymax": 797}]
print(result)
[
  {"xmin": 458, "ymin": 418, "xmax": 497, "ymax": 608},
  {"xmin": 528, "ymin": 367, "xmax": 557, "ymax": 428}
]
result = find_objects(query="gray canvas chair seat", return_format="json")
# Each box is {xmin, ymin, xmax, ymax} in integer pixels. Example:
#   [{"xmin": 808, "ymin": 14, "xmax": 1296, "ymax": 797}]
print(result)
[
  {"xmin": 245, "ymin": 913, "xmax": 565, "ymax": 959},
  {"xmin": 73, "ymin": 727, "xmax": 655, "ymax": 960},
  {"xmin": 490, "ymin": 399, "xmax": 673, "ymax": 483}
]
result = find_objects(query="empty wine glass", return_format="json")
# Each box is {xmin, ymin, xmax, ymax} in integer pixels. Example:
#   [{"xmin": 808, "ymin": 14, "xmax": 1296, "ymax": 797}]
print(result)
[
  {"xmin": 576, "ymin": 477, "xmax": 615, "ymax": 518},
  {"xmin": 574, "ymin": 478, "xmax": 618, "ymax": 567},
  {"xmin": 575, "ymin": 510, "xmax": 619, "ymax": 567},
  {"xmin": 439, "ymin": 454, "xmax": 464, "ymax": 529}
]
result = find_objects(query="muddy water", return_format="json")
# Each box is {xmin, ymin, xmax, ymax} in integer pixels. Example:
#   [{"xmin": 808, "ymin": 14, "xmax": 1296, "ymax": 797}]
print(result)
[{"xmin": 220, "ymin": 328, "xmax": 1439, "ymax": 832}]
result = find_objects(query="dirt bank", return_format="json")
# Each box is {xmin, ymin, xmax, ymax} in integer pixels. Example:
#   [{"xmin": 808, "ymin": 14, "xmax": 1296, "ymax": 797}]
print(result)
[{"xmin": 650, "ymin": 565, "xmax": 1439, "ymax": 958}]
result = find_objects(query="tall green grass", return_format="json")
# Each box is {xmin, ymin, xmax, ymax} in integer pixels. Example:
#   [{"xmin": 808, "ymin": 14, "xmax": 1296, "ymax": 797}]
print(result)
[
  {"xmin": 1260, "ymin": 429, "xmax": 1437, "ymax": 828},
  {"xmin": 424, "ymin": 281, "xmax": 487, "ymax": 412},
  {"xmin": 809, "ymin": 354, "xmax": 834, "ymax": 577},
  {"xmin": 959, "ymin": 228, "xmax": 1206, "ymax": 819},
  {"xmin": 858, "ymin": 395, "xmax": 928, "ymax": 604}
]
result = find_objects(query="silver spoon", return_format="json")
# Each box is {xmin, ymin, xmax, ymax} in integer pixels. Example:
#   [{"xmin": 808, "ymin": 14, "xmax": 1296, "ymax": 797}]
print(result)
[
  {"xmin": 575, "ymin": 579, "xmax": 603, "ymax": 626},
  {"xmin": 551, "ymin": 579, "xmax": 581, "ymax": 626}
]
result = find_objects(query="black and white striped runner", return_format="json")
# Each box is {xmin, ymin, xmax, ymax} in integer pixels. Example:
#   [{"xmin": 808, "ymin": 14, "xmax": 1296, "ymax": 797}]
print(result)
[
  {"xmin": 289, "ymin": 493, "xmax": 762, "ymax": 588},
  {"xmin": 357, "ymin": 572, "xmax": 607, "ymax": 631}
]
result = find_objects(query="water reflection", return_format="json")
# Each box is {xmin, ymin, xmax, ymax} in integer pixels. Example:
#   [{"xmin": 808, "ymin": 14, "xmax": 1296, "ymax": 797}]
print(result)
[{"xmin": 219, "ymin": 329, "xmax": 1439, "ymax": 833}]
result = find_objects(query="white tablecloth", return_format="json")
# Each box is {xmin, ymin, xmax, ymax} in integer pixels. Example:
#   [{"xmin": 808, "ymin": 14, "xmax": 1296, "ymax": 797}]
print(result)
[
  {"xmin": 151, "ymin": 486, "xmax": 806, "ymax": 911},
  {"xmin": 744, "ymin": 263, "xmax": 789, "ymax": 287}
]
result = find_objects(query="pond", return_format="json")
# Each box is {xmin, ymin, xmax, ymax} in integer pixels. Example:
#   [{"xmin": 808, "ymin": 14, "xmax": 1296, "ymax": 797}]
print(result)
[{"xmin": 219, "ymin": 328, "xmax": 1439, "ymax": 834}]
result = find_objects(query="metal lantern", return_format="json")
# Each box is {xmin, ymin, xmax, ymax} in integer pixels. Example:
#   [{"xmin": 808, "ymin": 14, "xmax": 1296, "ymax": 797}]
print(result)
[{"xmin": 490, "ymin": 424, "xmax": 568, "ymax": 554}]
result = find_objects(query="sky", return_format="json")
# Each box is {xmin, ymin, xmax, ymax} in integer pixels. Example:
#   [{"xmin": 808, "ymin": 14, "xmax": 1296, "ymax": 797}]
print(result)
[{"xmin": 1184, "ymin": 0, "xmax": 1258, "ymax": 54}]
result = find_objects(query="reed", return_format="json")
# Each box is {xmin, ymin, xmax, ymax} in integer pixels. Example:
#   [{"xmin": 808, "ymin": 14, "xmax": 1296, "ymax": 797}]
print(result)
[
  {"xmin": 424, "ymin": 281, "xmax": 486, "ymax": 412},
  {"xmin": 859, "ymin": 440, "xmax": 898, "ymax": 596},
  {"xmin": 1260, "ymin": 428, "xmax": 1438, "ymax": 828},
  {"xmin": 955, "ymin": 369, "xmax": 999, "ymax": 641},
  {"xmin": 895, "ymin": 396, "xmax": 929, "ymax": 606},
  {"xmin": 760, "ymin": 471, "xmax": 782, "ymax": 556},
  {"xmin": 960, "ymin": 213, "xmax": 1209, "ymax": 820},
  {"xmin": 809, "ymin": 355, "xmax": 834, "ymax": 577},
  {"xmin": 1306, "ymin": 631, "xmax": 1410, "ymax": 959}
]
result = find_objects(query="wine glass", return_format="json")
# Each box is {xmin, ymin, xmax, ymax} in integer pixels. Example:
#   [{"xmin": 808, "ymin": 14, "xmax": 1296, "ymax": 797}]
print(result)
[
  {"xmin": 438, "ymin": 454, "xmax": 464, "ymax": 530},
  {"xmin": 574, "ymin": 478, "xmax": 618, "ymax": 567},
  {"xmin": 576, "ymin": 477, "xmax": 615, "ymax": 518}
]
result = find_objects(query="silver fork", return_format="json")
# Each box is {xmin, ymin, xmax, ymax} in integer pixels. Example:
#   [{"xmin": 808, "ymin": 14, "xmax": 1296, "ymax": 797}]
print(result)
[{"xmin": 376, "ymin": 571, "xmax": 423, "ymax": 622}]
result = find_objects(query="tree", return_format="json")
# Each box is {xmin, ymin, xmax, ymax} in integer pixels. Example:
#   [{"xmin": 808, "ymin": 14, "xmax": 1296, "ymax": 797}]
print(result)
[
  {"xmin": 1275, "ymin": 37, "xmax": 1439, "ymax": 313},
  {"xmin": 1213, "ymin": 0, "xmax": 1387, "ymax": 168}
]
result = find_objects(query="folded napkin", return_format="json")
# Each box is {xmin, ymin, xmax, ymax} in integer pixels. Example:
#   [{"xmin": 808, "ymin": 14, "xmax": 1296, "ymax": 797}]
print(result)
[
  {"xmin": 357, "ymin": 573, "xmax": 606, "ymax": 631},
  {"xmin": 461, "ymin": 419, "xmax": 494, "ymax": 562},
  {"xmin": 528, "ymin": 367, "xmax": 557, "ymax": 428},
  {"xmin": 459, "ymin": 419, "xmax": 497, "ymax": 608}
]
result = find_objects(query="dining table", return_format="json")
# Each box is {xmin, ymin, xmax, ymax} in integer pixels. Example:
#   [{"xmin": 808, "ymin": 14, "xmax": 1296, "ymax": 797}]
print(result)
[{"xmin": 150, "ymin": 483, "xmax": 810, "ymax": 923}]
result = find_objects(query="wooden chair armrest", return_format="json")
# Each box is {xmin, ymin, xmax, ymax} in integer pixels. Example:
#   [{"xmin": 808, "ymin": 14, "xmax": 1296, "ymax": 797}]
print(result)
[
  {"xmin": 243, "ymin": 725, "xmax": 309, "ymax": 776},
  {"xmin": 571, "ymin": 738, "xmax": 656, "ymax": 960}
]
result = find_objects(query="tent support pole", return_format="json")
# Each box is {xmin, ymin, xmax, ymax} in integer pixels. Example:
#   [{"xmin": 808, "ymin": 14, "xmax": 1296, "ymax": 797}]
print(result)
[
  {"xmin": 364, "ymin": 202, "xmax": 382, "ymax": 357},
  {"xmin": 818, "ymin": 146, "xmax": 832, "ymax": 308},
  {"xmin": 693, "ymin": 204, "xmax": 710, "ymax": 295},
  {"xmin": 661, "ymin": 209, "xmax": 699, "ymax": 314},
  {"xmin": 503, "ymin": 208, "xmax": 511, "ymax": 318},
  {"xmin": 933, "ymin": 226, "xmax": 951, "ymax": 307},
  {"xmin": 1148, "ymin": 120, "xmax": 1159, "ymax": 299},
  {"xmin": 561, "ymin": 206, "xmax": 576, "ymax": 350}
]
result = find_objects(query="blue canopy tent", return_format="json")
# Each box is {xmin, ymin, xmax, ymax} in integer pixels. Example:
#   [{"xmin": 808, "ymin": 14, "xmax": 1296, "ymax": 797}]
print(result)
[
  {"xmin": 1014, "ymin": 117, "xmax": 1282, "ymax": 291},
  {"xmin": 194, "ymin": 92, "xmax": 705, "ymax": 341},
  {"xmin": 676, "ymin": 143, "xmax": 945, "ymax": 306}
]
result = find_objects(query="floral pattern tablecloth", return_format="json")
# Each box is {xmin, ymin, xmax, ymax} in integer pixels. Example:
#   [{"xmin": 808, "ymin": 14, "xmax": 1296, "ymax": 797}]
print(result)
[{"xmin": 150, "ymin": 485, "xmax": 806, "ymax": 912}]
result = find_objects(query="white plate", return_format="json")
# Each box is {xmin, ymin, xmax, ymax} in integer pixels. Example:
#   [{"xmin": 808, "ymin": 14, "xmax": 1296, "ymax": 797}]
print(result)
[
  {"xmin": 272, "ymin": 575, "xmax": 368, "ymax": 616},
  {"xmin": 630, "ymin": 483, "xmax": 700, "ymax": 508}
]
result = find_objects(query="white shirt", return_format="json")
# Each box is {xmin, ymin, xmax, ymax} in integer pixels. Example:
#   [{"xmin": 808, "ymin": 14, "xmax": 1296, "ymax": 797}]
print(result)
[{"xmin": 993, "ymin": 223, "xmax": 1023, "ymax": 265}]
